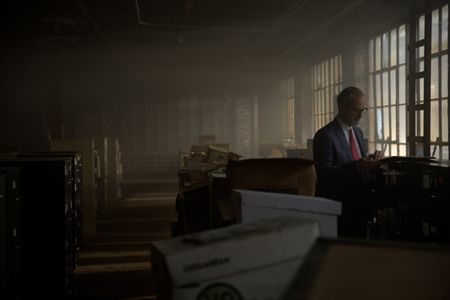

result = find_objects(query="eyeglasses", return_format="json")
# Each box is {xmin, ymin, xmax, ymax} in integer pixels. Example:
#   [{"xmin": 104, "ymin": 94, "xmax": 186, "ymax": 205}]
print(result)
[{"xmin": 346, "ymin": 104, "xmax": 368, "ymax": 114}]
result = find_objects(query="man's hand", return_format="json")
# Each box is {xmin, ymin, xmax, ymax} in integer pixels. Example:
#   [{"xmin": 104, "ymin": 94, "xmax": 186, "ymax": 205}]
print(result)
[
  {"xmin": 357, "ymin": 158, "xmax": 382, "ymax": 171},
  {"xmin": 367, "ymin": 150, "xmax": 384, "ymax": 161}
]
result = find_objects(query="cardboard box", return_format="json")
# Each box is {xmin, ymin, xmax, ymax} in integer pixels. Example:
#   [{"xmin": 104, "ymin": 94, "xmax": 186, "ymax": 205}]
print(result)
[
  {"xmin": 188, "ymin": 144, "xmax": 239, "ymax": 171},
  {"xmin": 235, "ymin": 190, "xmax": 341, "ymax": 238},
  {"xmin": 207, "ymin": 145, "xmax": 229, "ymax": 165},
  {"xmin": 173, "ymin": 257, "xmax": 303, "ymax": 300},
  {"xmin": 229, "ymin": 158, "xmax": 316, "ymax": 196},
  {"xmin": 209, "ymin": 144, "xmax": 230, "ymax": 152},
  {"xmin": 190, "ymin": 145, "xmax": 209, "ymax": 162},
  {"xmin": 228, "ymin": 152, "xmax": 241, "ymax": 162},
  {"xmin": 151, "ymin": 216, "xmax": 319, "ymax": 300},
  {"xmin": 190, "ymin": 144, "xmax": 233, "ymax": 165},
  {"xmin": 283, "ymin": 239, "xmax": 450, "ymax": 300},
  {"xmin": 258, "ymin": 142, "xmax": 282, "ymax": 157},
  {"xmin": 285, "ymin": 148, "xmax": 310, "ymax": 159}
]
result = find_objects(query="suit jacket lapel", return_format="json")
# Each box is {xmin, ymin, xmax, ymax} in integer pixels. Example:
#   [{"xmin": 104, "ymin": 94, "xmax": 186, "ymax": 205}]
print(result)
[{"xmin": 331, "ymin": 119, "xmax": 353, "ymax": 162}]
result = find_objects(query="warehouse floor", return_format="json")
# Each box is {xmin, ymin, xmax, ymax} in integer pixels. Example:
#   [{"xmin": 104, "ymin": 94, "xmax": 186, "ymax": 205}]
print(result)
[{"xmin": 70, "ymin": 182, "xmax": 177, "ymax": 299}]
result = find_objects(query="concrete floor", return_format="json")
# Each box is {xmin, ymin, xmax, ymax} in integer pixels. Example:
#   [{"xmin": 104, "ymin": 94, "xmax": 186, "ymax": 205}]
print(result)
[{"xmin": 70, "ymin": 181, "xmax": 177, "ymax": 299}]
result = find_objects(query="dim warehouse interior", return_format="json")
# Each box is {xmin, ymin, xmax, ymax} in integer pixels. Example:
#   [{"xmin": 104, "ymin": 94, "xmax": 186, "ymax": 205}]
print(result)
[{"xmin": 1, "ymin": 0, "xmax": 450, "ymax": 299}]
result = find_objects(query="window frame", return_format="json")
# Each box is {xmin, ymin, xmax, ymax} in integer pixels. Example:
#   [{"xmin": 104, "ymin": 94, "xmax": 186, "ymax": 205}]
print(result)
[
  {"xmin": 311, "ymin": 55, "xmax": 343, "ymax": 133},
  {"xmin": 367, "ymin": 25, "xmax": 408, "ymax": 157}
]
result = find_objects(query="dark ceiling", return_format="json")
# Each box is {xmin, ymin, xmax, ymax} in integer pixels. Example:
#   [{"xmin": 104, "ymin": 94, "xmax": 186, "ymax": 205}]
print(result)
[{"xmin": 3, "ymin": 0, "xmax": 417, "ymax": 73}]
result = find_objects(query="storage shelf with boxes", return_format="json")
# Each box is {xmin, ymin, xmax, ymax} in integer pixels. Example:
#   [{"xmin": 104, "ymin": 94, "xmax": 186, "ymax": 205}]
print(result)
[{"xmin": 175, "ymin": 142, "xmax": 241, "ymax": 236}]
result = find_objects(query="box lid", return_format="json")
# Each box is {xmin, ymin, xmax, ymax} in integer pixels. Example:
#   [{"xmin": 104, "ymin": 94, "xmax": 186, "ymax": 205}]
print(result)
[
  {"xmin": 151, "ymin": 216, "xmax": 319, "ymax": 288},
  {"xmin": 237, "ymin": 189, "xmax": 341, "ymax": 216}
]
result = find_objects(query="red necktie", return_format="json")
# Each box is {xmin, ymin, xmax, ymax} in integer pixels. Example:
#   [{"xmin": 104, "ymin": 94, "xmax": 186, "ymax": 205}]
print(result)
[{"xmin": 348, "ymin": 128, "xmax": 360, "ymax": 161}]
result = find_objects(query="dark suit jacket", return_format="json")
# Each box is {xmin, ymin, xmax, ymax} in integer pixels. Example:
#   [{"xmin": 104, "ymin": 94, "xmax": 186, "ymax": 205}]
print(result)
[
  {"xmin": 313, "ymin": 118, "xmax": 368, "ymax": 237},
  {"xmin": 313, "ymin": 118, "xmax": 366, "ymax": 198}
]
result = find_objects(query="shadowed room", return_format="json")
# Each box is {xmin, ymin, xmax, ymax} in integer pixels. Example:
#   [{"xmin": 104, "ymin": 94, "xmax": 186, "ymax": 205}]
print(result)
[{"xmin": 1, "ymin": 0, "xmax": 449, "ymax": 299}]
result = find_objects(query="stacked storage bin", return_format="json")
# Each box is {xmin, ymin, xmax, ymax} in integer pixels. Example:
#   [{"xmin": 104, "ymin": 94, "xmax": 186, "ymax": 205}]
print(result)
[
  {"xmin": 0, "ymin": 167, "xmax": 21, "ymax": 300},
  {"xmin": 18, "ymin": 152, "xmax": 83, "ymax": 267},
  {"xmin": 0, "ymin": 158, "xmax": 74, "ymax": 297}
]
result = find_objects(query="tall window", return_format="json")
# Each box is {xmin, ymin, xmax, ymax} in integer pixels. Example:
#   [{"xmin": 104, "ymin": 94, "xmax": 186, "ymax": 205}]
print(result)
[
  {"xmin": 311, "ymin": 55, "xmax": 343, "ymax": 132},
  {"xmin": 281, "ymin": 76, "xmax": 295, "ymax": 142},
  {"xmin": 410, "ymin": 6, "xmax": 449, "ymax": 159},
  {"xmin": 368, "ymin": 5, "xmax": 448, "ymax": 159},
  {"xmin": 367, "ymin": 25, "xmax": 408, "ymax": 156},
  {"xmin": 429, "ymin": 5, "xmax": 448, "ymax": 159}
]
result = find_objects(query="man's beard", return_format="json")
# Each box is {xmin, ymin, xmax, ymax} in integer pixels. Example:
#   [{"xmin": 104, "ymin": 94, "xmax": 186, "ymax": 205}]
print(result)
[{"xmin": 351, "ymin": 118, "xmax": 361, "ymax": 126}]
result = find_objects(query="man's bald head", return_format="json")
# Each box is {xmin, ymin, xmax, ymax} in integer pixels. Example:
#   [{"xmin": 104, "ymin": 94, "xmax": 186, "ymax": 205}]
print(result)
[{"xmin": 337, "ymin": 87, "xmax": 367, "ymax": 126}]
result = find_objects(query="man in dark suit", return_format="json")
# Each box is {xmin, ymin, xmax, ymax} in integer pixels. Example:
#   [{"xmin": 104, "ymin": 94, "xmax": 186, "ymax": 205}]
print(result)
[{"xmin": 313, "ymin": 87, "xmax": 383, "ymax": 237}]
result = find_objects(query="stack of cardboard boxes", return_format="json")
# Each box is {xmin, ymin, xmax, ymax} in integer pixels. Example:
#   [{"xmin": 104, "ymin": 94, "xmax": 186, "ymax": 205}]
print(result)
[
  {"xmin": 175, "ymin": 143, "xmax": 241, "ymax": 236},
  {"xmin": 178, "ymin": 144, "xmax": 240, "ymax": 192}
]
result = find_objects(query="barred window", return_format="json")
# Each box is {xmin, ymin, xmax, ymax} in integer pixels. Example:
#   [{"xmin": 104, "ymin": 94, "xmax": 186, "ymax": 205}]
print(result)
[
  {"xmin": 311, "ymin": 55, "xmax": 343, "ymax": 132},
  {"xmin": 429, "ymin": 5, "xmax": 448, "ymax": 159},
  {"xmin": 367, "ymin": 25, "xmax": 408, "ymax": 156},
  {"xmin": 281, "ymin": 76, "xmax": 295, "ymax": 142}
]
